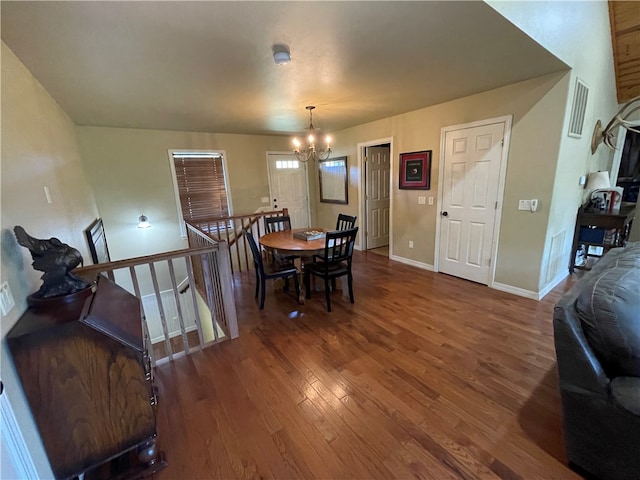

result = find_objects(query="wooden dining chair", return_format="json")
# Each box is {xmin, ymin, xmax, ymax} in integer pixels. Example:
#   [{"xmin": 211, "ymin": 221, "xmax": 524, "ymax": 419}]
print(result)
[
  {"xmin": 304, "ymin": 227, "xmax": 358, "ymax": 312},
  {"xmin": 336, "ymin": 213, "xmax": 357, "ymax": 231},
  {"xmin": 243, "ymin": 229, "xmax": 299, "ymax": 309},
  {"xmin": 265, "ymin": 215, "xmax": 292, "ymax": 234},
  {"xmin": 264, "ymin": 214, "xmax": 298, "ymax": 262}
]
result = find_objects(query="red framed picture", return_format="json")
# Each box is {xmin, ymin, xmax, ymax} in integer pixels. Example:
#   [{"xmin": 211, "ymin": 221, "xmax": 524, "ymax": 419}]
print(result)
[{"xmin": 399, "ymin": 150, "xmax": 431, "ymax": 189}]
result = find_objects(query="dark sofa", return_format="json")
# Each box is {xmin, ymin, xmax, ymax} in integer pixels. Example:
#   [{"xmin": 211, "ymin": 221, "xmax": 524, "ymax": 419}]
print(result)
[{"xmin": 553, "ymin": 242, "xmax": 640, "ymax": 480}]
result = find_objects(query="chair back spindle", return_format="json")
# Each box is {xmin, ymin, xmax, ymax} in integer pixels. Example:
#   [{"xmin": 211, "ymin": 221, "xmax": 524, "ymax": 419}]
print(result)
[
  {"xmin": 304, "ymin": 227, "xmax": 358, "ymax": 312},
  {"xmin": 265, "ymin": 215, "xmax": 292, "ymax": 234},
  {"xmin": 336, "ymin": 213, "xmax": 357, "ymax": 231}
]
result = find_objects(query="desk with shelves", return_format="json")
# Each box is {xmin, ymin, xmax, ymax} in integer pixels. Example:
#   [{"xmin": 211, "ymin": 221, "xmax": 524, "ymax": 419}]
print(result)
[{"xmin": 569, "ymin": 203, "xmax": 636, "ymax": 273}]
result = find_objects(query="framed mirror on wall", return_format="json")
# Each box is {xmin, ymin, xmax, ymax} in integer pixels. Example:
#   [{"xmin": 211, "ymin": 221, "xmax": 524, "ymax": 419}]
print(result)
[{"xmin": 319, "ymin": 156, "xmax": 348, "ymax": 204}]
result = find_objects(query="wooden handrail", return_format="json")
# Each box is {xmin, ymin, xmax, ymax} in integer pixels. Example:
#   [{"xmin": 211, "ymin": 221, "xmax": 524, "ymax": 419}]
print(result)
[
  {"xmin": 75, "ymin": 245, "xmax": 220, "ymax": 278},
  {"xmin": 192, "ymin": 209, "xmax": 288, "ymax": 223},
  {"xmin": 74, "ymin": 236, "xmax": 238, "ymax": 364},
  {"xmin": 187, "ymin": 208, "xmax": 289, "ymax": 274}
]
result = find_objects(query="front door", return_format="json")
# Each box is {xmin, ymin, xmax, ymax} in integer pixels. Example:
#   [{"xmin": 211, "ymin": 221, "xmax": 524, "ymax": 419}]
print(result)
[
  {"xmin": 438, "ymin": 121, "xmax": 505, "ymax": 284},
  {"xmin": 267, "ymin": 153, "xmax": 310, "ymax": 228},
  {"xmin": 365, "ymin": 145, "xmax": 391, "ymax": 249}
]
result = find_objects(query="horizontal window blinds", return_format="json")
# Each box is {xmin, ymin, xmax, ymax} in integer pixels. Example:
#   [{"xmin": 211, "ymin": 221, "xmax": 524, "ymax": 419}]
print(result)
[{"xmin": 173, "ymin": 155, "xmax": 229, "ymax": 222}]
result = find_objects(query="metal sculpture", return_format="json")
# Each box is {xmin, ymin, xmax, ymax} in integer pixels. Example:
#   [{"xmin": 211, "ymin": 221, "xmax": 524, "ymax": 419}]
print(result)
[{"xmin": 14, "ymin": 226, "xmax": 90, "ymax": 298}]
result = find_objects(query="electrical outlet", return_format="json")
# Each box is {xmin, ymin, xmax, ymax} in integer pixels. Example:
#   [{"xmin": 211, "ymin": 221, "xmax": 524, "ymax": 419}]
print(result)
[
  {"xmin": 409, "ymin": 241, "xmax": 414, "ymax": 248},
  {"xmin": 418, "ymin": 196, "xmax": 426, "ymax": 205},
  {"xmin": 428, "ymin": 196, "xmax": 434, "ymax": 205},
  {"xmin": 0, "ymin": 282, "xmax": 15, "ymax": 316},
  {"xmin": 518, "ymin": 199, "xmax": 531, "ymax": 211}
]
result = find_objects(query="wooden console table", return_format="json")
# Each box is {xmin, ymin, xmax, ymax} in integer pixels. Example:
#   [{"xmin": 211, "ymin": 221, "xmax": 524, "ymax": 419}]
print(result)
[
  {"xmin": 6, "ymin": 275, "xmax": 167, "ymax": 480},
  {"xmin": 569, "ymin": 202, "xmax": 636, "ymax": 273}
]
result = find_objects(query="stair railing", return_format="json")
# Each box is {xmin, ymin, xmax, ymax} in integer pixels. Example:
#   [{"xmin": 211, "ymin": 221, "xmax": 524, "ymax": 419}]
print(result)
[
  {"xmin": 74, "ymin": 237, "xmax": 238, "ymax": 365},
  {"xmin": 187, "ymin": 208, "xmax": 289, "ymax": 274}
]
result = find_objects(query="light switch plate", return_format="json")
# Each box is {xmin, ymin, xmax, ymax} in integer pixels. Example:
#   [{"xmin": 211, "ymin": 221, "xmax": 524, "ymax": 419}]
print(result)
[
  {"xmin": 518, "ymin": 199, "xmax": 531, "ymax": 211},
  {"xmin": 261, "ymin": 196, "xmax": 270, "ymax": 204},
  {"xmin": 418, "ymin": 196, "xmax": 426, "ymax": 205}
]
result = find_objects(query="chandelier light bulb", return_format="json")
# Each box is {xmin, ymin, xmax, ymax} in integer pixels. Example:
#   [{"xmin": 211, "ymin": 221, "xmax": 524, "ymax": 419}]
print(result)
[{"xmin": 292, "ymin": 138, "xmax": 301, "ymax": 148}]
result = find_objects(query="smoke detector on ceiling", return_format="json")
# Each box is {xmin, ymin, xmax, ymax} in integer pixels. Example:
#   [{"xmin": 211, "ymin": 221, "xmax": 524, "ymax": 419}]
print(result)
[{"xmin": 272, "ymin": 44, "xmax": 291, "ymax": 65}]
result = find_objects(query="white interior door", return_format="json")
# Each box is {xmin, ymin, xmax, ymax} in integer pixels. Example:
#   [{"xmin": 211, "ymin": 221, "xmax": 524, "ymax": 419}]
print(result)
[
  {"xmin": 438, "ymin": 122, "xmax": 505, "ymax": 284},
  {"xmin": 267, "ymin": 153, "xmax": 310, "ymax": 228},
  {"xmin": 365, "ymin": 145, "xmax": 390, "ymax": 249}
]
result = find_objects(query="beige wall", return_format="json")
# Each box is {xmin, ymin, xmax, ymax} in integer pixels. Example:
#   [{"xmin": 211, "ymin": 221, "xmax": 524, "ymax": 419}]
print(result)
[
  {"xmin": 1, "ymin": 42, "xmax": 99, "ymax": 478},
  {"xmin": 328, "ymin": 73, "xmax": 568, "ymax": 292},
  {"xmin": 76, "ymin": 127, "xmax": 290, "ymax": 263},
  {"xmin": 318, "ymin": 0, "xmax": 619, "ymax": 295},
  {"xmin": 489, "ymin": 0, "xmax": 619, "ymax": 290}
]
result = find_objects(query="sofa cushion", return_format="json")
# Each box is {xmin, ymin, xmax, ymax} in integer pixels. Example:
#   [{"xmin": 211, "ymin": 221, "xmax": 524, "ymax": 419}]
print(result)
[
  {"xmin": 610, "ymin": 376, "xmax": 640, "ymax": 415},
  {"xmin": 575, "ymin": 244, "xmax": 640, "ymax": 378}
]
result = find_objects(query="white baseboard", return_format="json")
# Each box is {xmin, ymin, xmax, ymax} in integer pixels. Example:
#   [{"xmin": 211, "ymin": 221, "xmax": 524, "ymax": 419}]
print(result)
[
  {"xmin": 538, "ymin": 270, "xmax": 569, "ymax": 299},
  {"xmin": 150, "ymin": 325, "xmax": 197, "ymax": 344},
  {"xmin": 378, "ymin": 252, "xmax": 564, "ymax": 301},
  {"xmin": 493, "ymin": 268, "xmax": 569, "ymax": 301},
  {"xmin": 389, "ymin": 254, "xmax": 434, "ymax": 271},
  {"xmin": 0, "ymin": 393, "xmax": 39, "ymax": 480},
  {"xmin": 491, "ymin": 282, "xmax": 539, "ymax": 300}
]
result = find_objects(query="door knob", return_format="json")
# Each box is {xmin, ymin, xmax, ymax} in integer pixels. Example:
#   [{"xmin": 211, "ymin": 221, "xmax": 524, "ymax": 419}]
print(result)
[{"xmin": 442, "ymin": 211, "xmax": 448, "ymax": 217}]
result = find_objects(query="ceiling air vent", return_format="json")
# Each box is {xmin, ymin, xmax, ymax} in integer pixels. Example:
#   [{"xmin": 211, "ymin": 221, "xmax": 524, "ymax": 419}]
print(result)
[{"xmin": 568, "ymin": 78, "xmax": 589, "ymax": 138}]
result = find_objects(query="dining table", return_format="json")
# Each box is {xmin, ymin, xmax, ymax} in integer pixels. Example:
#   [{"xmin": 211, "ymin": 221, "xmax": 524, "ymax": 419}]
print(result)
[
  {"xmin": 258, "ymin": 227, "xmax": 327, "ymax": 258},
  {"xmin": 258, "ymin": 228, "xmax": 348, "ymax": 303}
]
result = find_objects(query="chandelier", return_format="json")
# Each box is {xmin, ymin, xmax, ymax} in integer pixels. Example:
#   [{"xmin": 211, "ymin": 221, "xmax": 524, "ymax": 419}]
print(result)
[{"xmin": 292, "ymin": 106, "xmax": 332, "ymax": 162}]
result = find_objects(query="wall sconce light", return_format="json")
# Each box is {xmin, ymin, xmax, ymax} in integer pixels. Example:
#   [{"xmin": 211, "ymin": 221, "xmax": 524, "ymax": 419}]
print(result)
[{"xmin": 137, "ymin": 214, "xmax": 151, "ymax": 228}]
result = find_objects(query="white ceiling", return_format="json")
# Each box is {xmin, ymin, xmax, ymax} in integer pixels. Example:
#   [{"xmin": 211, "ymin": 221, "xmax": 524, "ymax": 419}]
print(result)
[{"xmin": 1, "ymin": 1, "xmax": 568, "ymax": 136}]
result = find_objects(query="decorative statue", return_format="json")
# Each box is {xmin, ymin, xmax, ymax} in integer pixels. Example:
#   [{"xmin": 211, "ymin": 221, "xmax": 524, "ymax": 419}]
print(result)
[{"xmin": 14, "ymin": 226, "xmax": 90, "ymax": 299}]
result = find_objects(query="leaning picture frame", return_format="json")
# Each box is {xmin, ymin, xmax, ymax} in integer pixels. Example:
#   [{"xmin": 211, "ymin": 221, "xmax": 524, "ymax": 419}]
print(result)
[
  {"xmin": 318, "ymin": 156, "xmax": 348, "ymax": 204},
  {"xmin": 399, "ymin": 150, "xmax": 431, "ymax": 190}
]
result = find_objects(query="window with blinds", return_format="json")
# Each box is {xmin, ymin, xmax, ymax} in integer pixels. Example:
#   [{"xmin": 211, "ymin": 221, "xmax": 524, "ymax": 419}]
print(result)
[{"xmin": 170, "ymin": 151, "xmax": 231, "ymax": 234}]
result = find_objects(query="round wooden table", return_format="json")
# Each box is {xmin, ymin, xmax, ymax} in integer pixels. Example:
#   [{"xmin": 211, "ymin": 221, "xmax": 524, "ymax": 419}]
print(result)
[
  {"xmin": 259, "ymin": 228, "xmax": 344, "ymax": 303},
  {"xmin": 258, "ymin": 228, "xmax": 327, "ymax": 257}
]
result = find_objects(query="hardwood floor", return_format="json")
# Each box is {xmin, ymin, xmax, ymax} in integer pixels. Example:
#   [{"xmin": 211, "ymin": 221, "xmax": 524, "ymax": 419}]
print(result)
[{"xmin": 154, "ymin": 250, "xmax": 582, "ymax": 479}]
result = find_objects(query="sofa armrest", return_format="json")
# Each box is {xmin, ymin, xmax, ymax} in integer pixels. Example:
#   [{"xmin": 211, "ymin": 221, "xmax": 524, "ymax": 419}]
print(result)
[
  {"xmin": 554, "ymin": 304, "xmax": 609, "ymax": 395},
  {"xmin": 610, "ymin": 376, "xmax": 640, "ymax": 415}
]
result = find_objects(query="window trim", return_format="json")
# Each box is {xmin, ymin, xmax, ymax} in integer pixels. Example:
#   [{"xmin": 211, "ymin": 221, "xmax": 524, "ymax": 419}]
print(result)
[{"xmin": 168, "ymin": 149, "xmax": 233, "ymax": 238}]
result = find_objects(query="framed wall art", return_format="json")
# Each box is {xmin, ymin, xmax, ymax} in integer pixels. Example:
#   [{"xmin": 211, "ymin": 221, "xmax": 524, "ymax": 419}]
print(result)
[{"xmin": 399, "ymin": 150, "xmax": 431, "ymax": 190}]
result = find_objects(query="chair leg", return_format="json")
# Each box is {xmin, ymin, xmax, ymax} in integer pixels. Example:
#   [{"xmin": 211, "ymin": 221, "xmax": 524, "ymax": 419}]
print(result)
[
  {"xmin": 348, "ymin": 273, "xmax": 354, "ymax": 303},
  {"xmin": 324, "ymin": 277, "xmax": 332, "ymax": 312},
  {"xmin": 304, "ymin": 271, "xmax": 312, "ymax": 299},
  {"xmin": 259, "ymin": 278, "xmax": 266, "ymax": 309},
  {"xmin": 254, "ymin": 270, "xmax": 259, "ymax": 299},
  {"xmin": 292, "ymin": 273, "xmax": 300, "ymax": 301}
]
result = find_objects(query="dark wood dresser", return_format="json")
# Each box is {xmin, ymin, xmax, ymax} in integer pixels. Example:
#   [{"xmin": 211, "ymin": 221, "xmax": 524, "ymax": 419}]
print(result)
[{"xmin": 6, "ymin": 275, "xmax": 166, "ymax": 480}]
